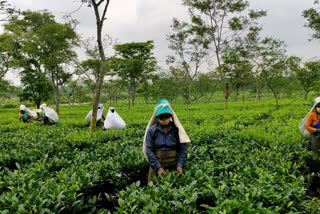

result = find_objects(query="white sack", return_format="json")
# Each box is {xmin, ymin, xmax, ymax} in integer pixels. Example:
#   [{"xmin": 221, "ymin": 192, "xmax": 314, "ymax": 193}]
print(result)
[
  {"xmin": 104, "ymin": 107, "xmax": 126, "ymax": 129},
  {"xmin": 31, "ymin": 109, "xmax": 42, "ymax": 119},
  {"xmin": 26, "ymin": 108, "xmax": 34, "ymax": 117},
  {"xmin": 43, "ymin": 107, "xmax": 59, "ymax": 123}
]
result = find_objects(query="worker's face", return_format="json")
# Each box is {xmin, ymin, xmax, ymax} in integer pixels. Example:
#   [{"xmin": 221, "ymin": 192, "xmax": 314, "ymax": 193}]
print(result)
[
  {"xmin": 20, "ymin": 110, "xmax": 25, "ymax": 114},
  {"xmin": 158, "ymin": 113, "xmax": 172, "ymax": 126},
  {"xmin": 317, "ymin": 105, "xmax": 320, "ymax": 113}
]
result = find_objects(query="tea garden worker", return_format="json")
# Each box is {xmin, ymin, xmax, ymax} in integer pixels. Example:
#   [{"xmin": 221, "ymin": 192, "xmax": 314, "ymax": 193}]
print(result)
[
  {"xmin": 85, "ymin": 103, "xmax": 106, "ymax": 127},
  {"xmin": 143, "ymin": 99, "xmax": 191, "ymax": 183},
  {"xmin": 303, "ymin": 97, "xmax": 320, "ymax": 157},
  {"xmin": 19, "ymin": 104, "xmax": 32, "ymax": 123},
  {"xmin": 39, "ymin": 104, "xmax": 59, "ymax": 125}
]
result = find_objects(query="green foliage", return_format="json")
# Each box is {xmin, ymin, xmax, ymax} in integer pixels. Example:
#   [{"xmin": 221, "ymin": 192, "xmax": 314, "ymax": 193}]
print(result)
[
  {"xmin": 110, "ymin": 41, "xmax": 157, "ymax": 108},
  {"xmin": 61, "ymin": 80, "xmax": 91, "ymax": 104},
  {"xmin": 303, "ymin": 1, "xmax": 320, "ymax": 39},
  {"xmin": 0, "ymin": 0, "xmax": 18, "ymax": 22},
  {"xmin": 19, "ymin": 68, "xmax": 53, "ymax": 108},
  {"xmin": 167, "ymin": 17, "xmax": 209, "ymax": 104},
  {"xmin": 138, "ymin": 74, "xmax": 180, "ymax": 103},
  {"xmin": 296, "ymin": 61, "xmax": 320, "ymax": 99},
  {"xmin": 78, "ymin": 59, "xmax": 101, "ymax": 94},
  {"xmin": 221, "ymin": 43, "xmax": 254, "ymax": 101},
  {"xmin": 2, "ymin": 10, "xmax": 79, "ymax": 113},
  {"xmin": 180, "ymin": 0, "xmax": 266, "ymax": 108},
  {"xmin": 0, "ymin": 33, "xmax": 15, "ymax": 80},
  {"xmin": 0, "ymin": 100, "xmax": 319, "ymax": 212}
]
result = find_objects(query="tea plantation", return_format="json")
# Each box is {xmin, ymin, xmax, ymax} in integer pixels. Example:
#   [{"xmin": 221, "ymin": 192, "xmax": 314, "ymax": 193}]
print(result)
[{"xmin": 0, "ymin": 100, "xmax": 319, "ymax": 213}]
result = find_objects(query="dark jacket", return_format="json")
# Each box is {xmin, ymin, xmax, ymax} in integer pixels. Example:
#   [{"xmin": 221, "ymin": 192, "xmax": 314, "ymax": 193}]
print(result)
[{"xmin": 146, "ymin": 122, "xmax": 187, "ymax": 170}]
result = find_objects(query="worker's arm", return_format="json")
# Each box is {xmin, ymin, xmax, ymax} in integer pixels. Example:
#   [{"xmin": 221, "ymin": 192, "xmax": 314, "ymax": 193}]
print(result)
[
  {"xmin": 177, "ymin": 143, "xmax": 187, "ymax": 168},
  {"xmin": 146, "ymin": 128, "xmax": 161, "ymax": 170}
]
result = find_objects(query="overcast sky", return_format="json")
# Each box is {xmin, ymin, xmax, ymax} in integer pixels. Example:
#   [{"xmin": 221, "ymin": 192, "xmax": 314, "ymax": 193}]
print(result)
[{"xmin": 3, "ymin": 0, "xmax": 320, "ymax": 85}]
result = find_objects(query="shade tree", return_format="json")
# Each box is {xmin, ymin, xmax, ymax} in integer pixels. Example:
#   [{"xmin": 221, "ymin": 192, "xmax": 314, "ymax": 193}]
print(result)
[
  {"xmin": 3, "ymin": 10, "xmax": 79, "ymax": 115},
  {"xmin": 110, "ymin": 41, "xmax": 157, "ymax": 109},
  {"xmin": 182, "ymin": 0, "xmax": 266, "ymax": 108}
]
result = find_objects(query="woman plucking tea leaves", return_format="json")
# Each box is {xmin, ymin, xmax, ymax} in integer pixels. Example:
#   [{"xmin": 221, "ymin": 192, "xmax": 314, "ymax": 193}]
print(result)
[
  {"xmin": 143, "ymin": 99, "xmax": 190, "ymax": 183},
  {"xmin": 301, "ymin": 97, "xmax": 320, "ymax": 157}
]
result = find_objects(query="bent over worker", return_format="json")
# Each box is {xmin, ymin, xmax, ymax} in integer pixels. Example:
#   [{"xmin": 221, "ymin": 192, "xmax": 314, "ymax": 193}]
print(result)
[
  {"xmin": 19, "ymin": 104, "xmax": 32, "ymax": 123},
  {"xmin": 305, "ymin": 97, "xmax": 320, "ymax": 157},
  {"xmin": 143, "ymin": 99, "xmax": 191, "ymax": 183}
]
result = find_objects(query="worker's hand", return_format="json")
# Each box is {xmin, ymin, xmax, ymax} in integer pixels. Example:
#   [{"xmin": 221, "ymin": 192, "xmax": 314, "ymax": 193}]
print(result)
[
  {"xmin": 316, "ymin": 129, "xmax": 320, "ymax": 133},
  {"xmin": 157, "ymin": 168, "xmax": 167, "ymax": 177},
  {"xmin": 177, "ymin": 167, "xmax": 183, "ymax": 175}
]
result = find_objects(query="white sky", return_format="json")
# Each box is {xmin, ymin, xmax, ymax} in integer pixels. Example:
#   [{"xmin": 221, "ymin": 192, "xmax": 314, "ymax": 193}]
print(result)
[{"xmin": 2, "ymin": 0, "xmax": 320, "ymax": 85}]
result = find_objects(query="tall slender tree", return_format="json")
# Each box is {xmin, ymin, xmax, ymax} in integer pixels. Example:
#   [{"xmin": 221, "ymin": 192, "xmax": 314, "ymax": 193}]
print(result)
[
  {"xmin": 167, "ymin": 18, "xmax": 208, "ymax": 105},
  {"xmin": 251, "ymin": 38, "xmax": 287, "ymax": 107},
  {"xmin": 81, "ymin": 0, "xmax": 111, "ymax": 132},
  {"xmin": 221, "ymin": 43, "xmax": 253, "ymax": 103},
  {"xmin": 182, "ymin": 0, "xmax": 266, "ymax": 109}
]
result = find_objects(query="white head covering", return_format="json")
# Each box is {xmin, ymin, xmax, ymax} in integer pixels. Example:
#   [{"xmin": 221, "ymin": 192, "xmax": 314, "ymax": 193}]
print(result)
[
  {"xmin": 20, "ymin": 104, "xmax": 26, "ymax": 111},
  {"xmin": 40, "ymin": 104, "xmax": 59, "ymax": 123},
  {"xmin": 315, "ymin": 97, "xmax": 320, "ymax": 106},
  {"xmin": 40, "ymin": 103, "xmax": 47, "ymax": 110},
  {"xmin": 299, "ymin": 96, "xmax": 320, "ymax": 136},
  {"xmin": 98, "ymin": 103, "xmax": 104, "ymax": 109}
]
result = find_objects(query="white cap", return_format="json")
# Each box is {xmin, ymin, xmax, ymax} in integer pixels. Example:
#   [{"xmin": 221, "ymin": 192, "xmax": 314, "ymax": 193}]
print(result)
[
  {"xmin": 315, "ymin": 97, "xmax": 320, "ymax": 105},
  {"xmin": 40, "ymin": 103, "xmax": 47, "ymax": 109},
  {"xmin": 20, "ymin": 104, "xmax": 26, "ymax": 111}
]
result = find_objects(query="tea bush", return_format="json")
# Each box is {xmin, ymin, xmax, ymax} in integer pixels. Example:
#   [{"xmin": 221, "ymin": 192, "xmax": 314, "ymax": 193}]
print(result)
[{"xmin": 0, "ymin": 100, "xmax": 319, "ymax": 213}]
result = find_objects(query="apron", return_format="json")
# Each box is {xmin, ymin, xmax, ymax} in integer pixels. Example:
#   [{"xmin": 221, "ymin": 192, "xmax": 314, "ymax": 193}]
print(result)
[
  {"xmin": 147, "ymin": 150, "xmax": 178, "ymax": 183},
  {"xmin": 311, "ymin": 135, "xmax": 320, "ymax": 157}
]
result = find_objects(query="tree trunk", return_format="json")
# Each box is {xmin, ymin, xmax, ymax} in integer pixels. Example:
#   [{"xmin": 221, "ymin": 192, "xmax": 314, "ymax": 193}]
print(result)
[
  {"xmin": 128, "ymin": 89, "xmax": 131, "ymax": 110},
  {"xmin": 132, "ymin": 87, "xmax": 136, "ymax": 106},
  {"xmin": 268, "ymin": 84, "xmax": 279, "ymax": 108},
  {"xmin": 90, "ymin": 24, "xmax": 107, "ymax": 132},
  {"xmin": 54, "ymin": 86, "xmax": 60, "ymax": 116},
  {"xmin": 188, "ymin": 80, "xmax": 192, "ymax": 104},
  {"xmin": 89, "ymin": 0, "xmax": 111, "ymax": 132},
  {"xmin": 255, "ymin": 87, "xmax": 260, "ymax": 101},
  {"xmin": 304, "ymin": 91, "xmax": 309, "ymax": 100},
  {"xmin": 224, "ymin": 82, "xmax": 229, "ymax": 109},
  {"xmin": 242, "ymin": 87, "xmax": 245, "ymax": 104}
]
